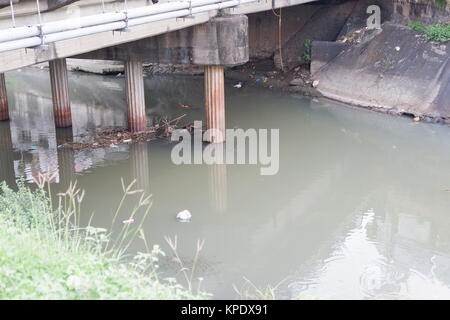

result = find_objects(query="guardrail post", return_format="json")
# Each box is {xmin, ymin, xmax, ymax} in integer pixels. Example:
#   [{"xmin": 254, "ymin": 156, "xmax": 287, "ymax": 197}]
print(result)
[
  {"xmin": 49, "ymin": 58, "xmax": 72, "ymax": 128},
  {"xmin": 204, "ymin": 65, "xmax": 225, "ymax": 143},
  {"xmin": 125, "ymin": 60, "xmax": 147, "ymax": 133},
  {"xmin": 0, "ymin": 74, "xmax": 9, "ymax": 121}
]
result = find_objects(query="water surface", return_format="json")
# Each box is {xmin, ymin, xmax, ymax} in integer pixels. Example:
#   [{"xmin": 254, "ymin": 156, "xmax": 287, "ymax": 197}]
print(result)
[{"xmin": 2, "ymin": 68, "xmax": 450, "ymax": 299}]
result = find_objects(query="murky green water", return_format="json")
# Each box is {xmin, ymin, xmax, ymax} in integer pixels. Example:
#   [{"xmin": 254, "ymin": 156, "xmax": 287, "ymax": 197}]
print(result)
[{"xmin": 2, "ymin": 68, "xmax": 450, "ymax": 299}]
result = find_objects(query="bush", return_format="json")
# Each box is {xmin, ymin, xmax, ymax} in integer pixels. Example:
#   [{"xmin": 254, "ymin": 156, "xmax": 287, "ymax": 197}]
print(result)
[
  {"xmin": 0, "ymin": 178, "xmax": 207, "ymax": 299},
  {"xmin": 298, "ymin": 39, "xmax": 312, "ymax": 64}
]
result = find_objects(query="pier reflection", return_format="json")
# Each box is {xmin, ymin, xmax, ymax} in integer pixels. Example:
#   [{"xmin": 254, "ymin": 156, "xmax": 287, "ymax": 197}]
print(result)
[
  {"xmin": 208, "ymin": 163, "xmax": 227, "ymax": 214},
  {"xmin": 2, "ymin": 68, "xmax": 450, "ymax": 299},
  {"xmin": 3, "ymin": 69, "xmax": 131, "ymax": 185},
  {"xmin": 131, "ymin": 142, "xmax": 151, "ymax": 192},
  {"xmin": 0, "ymin": 122, "xmax": 15, "ymax": 184}
]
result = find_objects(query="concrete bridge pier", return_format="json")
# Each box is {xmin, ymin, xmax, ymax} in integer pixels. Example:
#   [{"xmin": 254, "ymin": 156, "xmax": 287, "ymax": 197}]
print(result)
[
  {"xmin": 204, "ymin": 65, "xmax": 225, "ymax": 143},
  {"xmin": 76, "ymin": 14, "xmax": 249, "ymax": 137},
  {"xmin": 125, "ymin": 60, "xmax": 147, "ymax": 133},
  {"xmin": 0, "ymin": 73, "xmax": 9, "ymax": 121},
  {"xmin": 49, "ymin": 58, "xmax": 72, "ymax": 128}
]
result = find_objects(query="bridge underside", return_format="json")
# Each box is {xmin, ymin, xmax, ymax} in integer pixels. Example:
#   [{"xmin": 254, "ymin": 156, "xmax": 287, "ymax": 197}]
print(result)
[
  {"xmin": 1, "ymin": 0, "xmax": 347, "ymax": 144},
  {"xmin": 0, "ymin": 0, "xmax": 317, "ymax": 74}
]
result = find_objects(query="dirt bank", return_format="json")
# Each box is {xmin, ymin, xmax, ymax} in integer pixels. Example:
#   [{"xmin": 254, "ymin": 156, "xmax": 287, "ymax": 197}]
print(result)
[{"xmin": 225, "ymin": 59, "xmax": 321, "ymax": 98}]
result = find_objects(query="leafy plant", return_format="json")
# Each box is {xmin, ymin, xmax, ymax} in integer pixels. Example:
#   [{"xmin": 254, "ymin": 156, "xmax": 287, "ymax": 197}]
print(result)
[
  {"xmin": 298, "ymin": 39, "xmax": 312, "ymax": 64},
  {"xmin": 406, "ymin": 21, "xmax": 450, "ymax": 42}
]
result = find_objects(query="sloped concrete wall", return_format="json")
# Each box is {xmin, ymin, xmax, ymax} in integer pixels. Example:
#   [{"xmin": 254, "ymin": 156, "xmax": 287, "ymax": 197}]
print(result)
[
  {"xmin": 313, "ymin": 23, "xmax": 450, "ymax": 119},
  {"xmin": 273, "ymin": 1, "xmax": 357, "ymax": 70}
]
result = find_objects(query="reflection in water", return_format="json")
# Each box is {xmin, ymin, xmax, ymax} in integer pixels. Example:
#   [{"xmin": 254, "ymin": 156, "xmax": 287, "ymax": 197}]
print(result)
[
  {"xmin": 132, "ymin": 143, "xmax": 151, "ymax": 192},
  {"xmin": 208, "ymin": 163, "xmax": 227, "ymax": 214},
  {"xmin": 0, "ymin": 122, "xmax": 14, "ymax": 184},
  {"xmin": 1, "ymin": 68, "xmax": 450, "ymax": 299},
  {"xmin": 293, "ymin": 208, "xmax": 450, "ymax": 299},
  {"xmin": 3, "ymin": 69, "xmax": 200, "ymax": 184}
]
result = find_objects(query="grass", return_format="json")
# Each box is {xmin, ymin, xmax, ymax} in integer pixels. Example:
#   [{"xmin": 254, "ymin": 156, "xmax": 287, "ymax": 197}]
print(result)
[
  {"xmin": 0, "ymin": 175, "xmax": 208, "ymax": 299},
  {"xmin": 405, "ymin": 21, "xmax": 450, "ymax": 42},
  {"xmin": 233, "ymin": 277, "xmax": 285, "ymax": 300},
  {"xmin": 435, "ymin": 1, "xmax": 448, "ymax": 10}
]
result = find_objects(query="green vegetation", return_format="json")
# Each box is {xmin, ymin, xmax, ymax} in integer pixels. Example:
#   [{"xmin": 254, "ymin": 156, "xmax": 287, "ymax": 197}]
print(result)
[
  {"xmin": 0, "ymin": 177, "xmax": 207, "ymax": 299},
  {"xmin": 405, "ymin": 21, "xmax": 450, "ymax": 42},
  {"xmin": 298, "ymin": 39, "xmax": 312, "ymax": 64},
  {"xmin": 435, "ymin": 1, "xmax": 448, "ymax": 10}
]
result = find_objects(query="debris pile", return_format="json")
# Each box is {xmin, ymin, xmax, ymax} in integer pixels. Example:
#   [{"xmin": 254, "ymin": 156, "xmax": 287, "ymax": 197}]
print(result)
[{"xmin": 59, "ymin": 115, "xmax": 191, "ymax": 150}]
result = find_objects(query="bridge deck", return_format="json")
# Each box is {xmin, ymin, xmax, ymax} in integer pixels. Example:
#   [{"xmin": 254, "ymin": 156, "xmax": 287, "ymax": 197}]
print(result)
[{"xmin": 0, "ymin": 0, "xmax": 315, "ymax": 73}]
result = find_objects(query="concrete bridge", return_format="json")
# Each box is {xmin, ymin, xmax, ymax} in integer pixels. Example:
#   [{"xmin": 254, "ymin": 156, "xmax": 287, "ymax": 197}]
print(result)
[{"xmin": 0, "ymin": 0, "xmax": 316, "ymax": 141}]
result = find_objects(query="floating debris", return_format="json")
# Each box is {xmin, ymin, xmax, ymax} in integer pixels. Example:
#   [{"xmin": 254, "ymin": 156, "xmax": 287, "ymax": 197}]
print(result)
[
  {"xmin": 59, "ymin": 115, "xmax": 189, "ymax": 150},
  {"xmin": 176, "ymin": 209, "xmax": 192, "ymax": 222},
  {"xmin": 312, "ymin": 80, "xmax": 320, "ymax": 88},
  {"xmin": 233, "ymin": 82, "xmax": 243, "ymax": 88}
]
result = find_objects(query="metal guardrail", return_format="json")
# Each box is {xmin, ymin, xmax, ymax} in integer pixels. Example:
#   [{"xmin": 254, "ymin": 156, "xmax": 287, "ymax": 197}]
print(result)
[{"xmin": 0, "ymin": 0, "xmax": 255, "ymax": 53}]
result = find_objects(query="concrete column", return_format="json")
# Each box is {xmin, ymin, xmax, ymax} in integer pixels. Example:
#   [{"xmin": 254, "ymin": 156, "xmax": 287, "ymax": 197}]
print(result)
[
  {"xmin": 204, "ymin": 65, "xmax": 225, "ymax": 143},
  {"xmin": 125, "ymin": 60, "xmax": 147, "ymax": 133},
  {"xmin": 49, "ymin": 58, "xmax": 72, "ymax": 128},
  {"xmin": 0, "ymin": 73, "xmax": 9, "ymax": 121}
]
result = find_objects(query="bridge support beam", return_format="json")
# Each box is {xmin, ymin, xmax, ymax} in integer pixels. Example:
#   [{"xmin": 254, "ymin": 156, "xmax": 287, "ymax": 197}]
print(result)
[
  {"xmin": 204, "ymin": 65, "xmax": 225, "ymax": 143},
  {"xmin": 0, "ymin": 73, "xmax": 9, "ymax": 121},
  {"xmin": 125, "ymin": 60, "xmax": 147, "ymax": 133},
  {"xmin": 49, "ymin": 58, "xmax": 72, "ymax": 128},
  {"xmin": 78, "ymin": 14, "xmax": 248, "ymax": 138}
]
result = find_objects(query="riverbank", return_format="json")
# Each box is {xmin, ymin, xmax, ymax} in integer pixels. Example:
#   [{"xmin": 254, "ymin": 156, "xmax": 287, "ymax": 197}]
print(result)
[
  {"xmin": 225, "ymin": 57, "xmax": 450, "ymax": 126},
  {"xmin": 52, "ymin": 23, "xmax": 449, "ymax": 127},
  {"xmin": 59, "ymin": 53, "xmax": 450, "ymax": 127},
  {"xmin": 0, "ymin": 180, "xmax": 206, "ymax": 299}
]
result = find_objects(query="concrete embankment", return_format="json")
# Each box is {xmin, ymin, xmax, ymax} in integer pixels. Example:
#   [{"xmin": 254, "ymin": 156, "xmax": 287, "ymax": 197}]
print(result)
[{"xmin": 312, "ymin": 23, "xmax": 450, "ymax": 122}]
